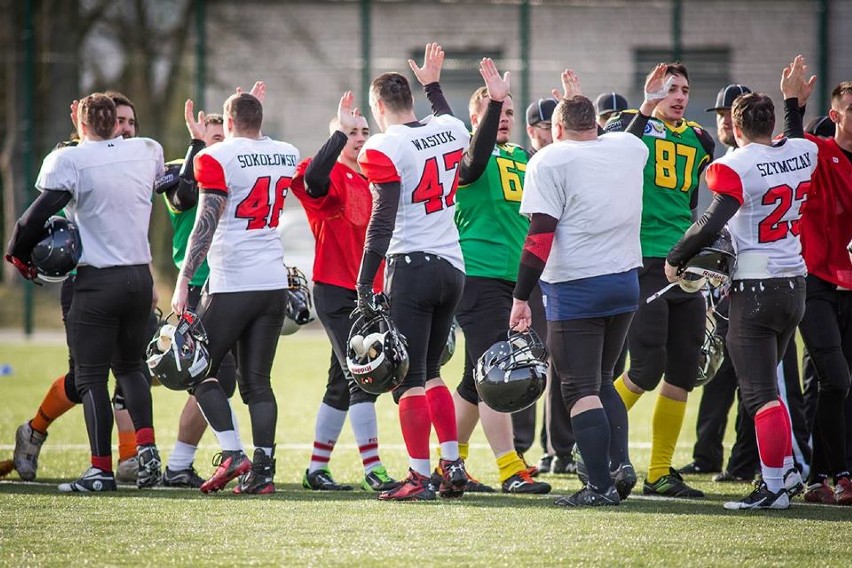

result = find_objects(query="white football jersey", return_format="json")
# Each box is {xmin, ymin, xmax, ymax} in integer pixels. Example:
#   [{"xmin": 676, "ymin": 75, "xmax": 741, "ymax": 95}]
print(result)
[
  {"xmin": 706, "ymin": 137, "xmax": 818, "ymax": 279},
  {"xmin": 36, "ymin": 137, "xmax": 164, "ymax": 268},
  {"xmin": 358, "ymin": 114, "xmax": 470, "ymax": 272},
  {"xmin": 194, "ymin": 136, "xmax": 299, "ymax": 293}
]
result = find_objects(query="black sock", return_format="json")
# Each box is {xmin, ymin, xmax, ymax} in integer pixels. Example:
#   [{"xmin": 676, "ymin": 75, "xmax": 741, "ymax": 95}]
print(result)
[
  {"xmin": 571, "ymin": 407, "xmax": 612, "ymax": 492},
  {"xmin": 193, "ymin": 380, "xmax": 235, "ymax": 433},
  {"xmin": 600, "ymin": 381, "xmax": 630, "ymax": 469}
]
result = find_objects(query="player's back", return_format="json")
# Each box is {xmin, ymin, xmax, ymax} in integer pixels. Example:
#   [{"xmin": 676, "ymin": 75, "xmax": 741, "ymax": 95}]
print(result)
[
  {"xmin": 359, "ymin": 114, "xmax": 470, "ymax": 273},
  {"xmin": 195, "ymin": 136, "xmax": 300, "ymax": 292},
  {"xmin": 709, "ymin": 137, "xmax": 817, "ymax": 278}
]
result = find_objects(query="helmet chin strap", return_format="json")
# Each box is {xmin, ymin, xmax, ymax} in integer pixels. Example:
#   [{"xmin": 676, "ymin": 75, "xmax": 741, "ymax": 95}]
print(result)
[{"xmin": 645, "ymin": 281, "xmax": 679, "ymax": 304}]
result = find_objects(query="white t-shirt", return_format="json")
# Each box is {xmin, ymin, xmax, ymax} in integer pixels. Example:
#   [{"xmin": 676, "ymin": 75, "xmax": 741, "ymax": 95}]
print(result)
[
  {"xmin": 358, "ymin": 114, "xmax": 471, "ymax": 273},
  {"xmin": 706, "ymin": 137, "xmax": 818, "ymax": 279},
  {"xmin": 520, "ymin": 132, "xmax": 648, "ymax": 283},
  {"xmin": 36, "ymin": 137, "xmax": 164, "ymax": 268},
  {"xmin": 194, "ymin": 136, "xmax": 299, "ymax": 293}
]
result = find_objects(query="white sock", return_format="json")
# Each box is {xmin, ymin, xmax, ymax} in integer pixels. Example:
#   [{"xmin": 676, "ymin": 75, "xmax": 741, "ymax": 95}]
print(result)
[
  {"xmin": 440, "ymin": 441, "xmax": 459, "ymax": 461},
  {"xmin": 410, "ymin": 458, "xmax": 431, "ymax": 477},
  {"xmin": 213, "ymin": 429, "xmax": 241, "ymax": 452},
  {"xmin": 168, "ymin": 440, "xmax": 197, "ymax": 471},
  {"xmin": 783, "ymin": 456, "xmax": 795, "ymax": 472},
  {"xmin": 349, "ymin": 402, "xmax": 381, "ymax": 473},
  {"xmin": 761, "ymin": 464, "xmax": 785, "ymax": 493},
  {"xmin": 230, "ymin": 405, "xmax": 244, "ymax": 451},
  {"xmin": 309, "ymin": 403, "xmax": 346, "ymax": 472}
]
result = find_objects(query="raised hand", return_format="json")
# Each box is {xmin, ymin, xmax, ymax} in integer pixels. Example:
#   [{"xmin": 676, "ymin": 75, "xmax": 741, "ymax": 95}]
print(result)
[
  {"xmin": 644, "ymin": 63, "xmax": 672, "ymax": 101},
  {"xmin": 551, "ymin": 69, "xmax": 582, "ymax": 100},
  {"xmin": 337, "ymin": 91, "xmax": 363, "ymax": 132},
  {"xmin": 69, "ymin": 99, "xmax": 80, "ymax": 133},
  {"xmin": 408, "ymin": 42, "xmax": 445, "ymax": 86},
  {"xmin": 184, "ymin": 99, "xmax": 207, "ymax": 141},
  {"xmin": 479, "ymin": 58, "xmax": 510, "ymax": 102},
  {"xmin": 235, "ymin": 81, "xmax": 266, "ymax": 104}
]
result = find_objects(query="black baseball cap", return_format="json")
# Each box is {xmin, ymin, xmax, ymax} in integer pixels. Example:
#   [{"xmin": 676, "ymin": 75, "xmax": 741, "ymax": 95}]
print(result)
[
  {"xmin": 526, "ymin": 98, "xmax": 558, "ymax": 126},
  {"xmin": 707, "ymin": 84, "xmax": 752, "ymax": 111},
  {"xmin": 594, "ymin": 92, "xmax": 629, "ymax": 116}
]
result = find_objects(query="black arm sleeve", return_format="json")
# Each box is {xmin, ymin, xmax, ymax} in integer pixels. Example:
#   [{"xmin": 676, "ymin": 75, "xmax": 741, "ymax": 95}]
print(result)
[
  {"xmin": 303, "ymin": 130, "xmax": 348, "ymax": 198},
  {"xmin": 513, "ymin": 214, "xmax": 558, "ymax": 302},
  {"xmin": 166, "ymin": 139, "xmax": 207, "ymax": 212},
  {"xmin": 7, "ymin": 190, "xmax": 73, "ymax": 260},
  {"xmin": 179, "ymin": 139, "xmax": 206, "ymax": 182},
  {"xmin": 458, "ymin": 99, "xmax": 502, "ymax": 186},
  {"xmin": 666, "ymin": 193, "xmax": 741, "ymax": 266},
  {"xmin": 356, "ymin": 181, "xmax": 401, "ymax": 293},
  {"xmin": 784, "ymin": 97, "xmax": 805, "ymax": 139},
  {"xmin": 424, "ymin": 82, "xmax": 453, "ymax": 117},
  {"xmin": 625, "ymin": 111, "xmax": 651, "ymax": 139}
]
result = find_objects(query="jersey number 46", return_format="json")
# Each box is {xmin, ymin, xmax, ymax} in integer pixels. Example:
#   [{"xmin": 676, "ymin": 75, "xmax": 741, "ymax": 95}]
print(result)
[{"xmin": 236, "ymin": 176, "xmax": 292, "ymax": 230}]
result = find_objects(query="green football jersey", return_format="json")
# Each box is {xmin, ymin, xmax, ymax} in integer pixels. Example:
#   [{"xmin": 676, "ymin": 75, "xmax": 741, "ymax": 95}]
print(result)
[
  {"xmin": 637, "ymin": 116, "xmax": 713, "ymax": 257},
  {"xmin": 455, "ymin": 143, "xmax": 529, "ymax": 282},
  {"xmin": 163, "ymin": 159, "xmax": 209, "ymax": 287}
]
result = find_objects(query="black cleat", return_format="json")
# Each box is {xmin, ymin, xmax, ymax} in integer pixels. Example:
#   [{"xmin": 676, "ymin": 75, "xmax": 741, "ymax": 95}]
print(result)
[
  {"xmin": 162, "ymin": 465, "xmax": 204, "ymax": 488},
  {"xmin": 137, "ymin": 445, "xmax": 163, "ymax": 489},
  {"xmin": 235, "ymin": 448, "xmax": 276, "ymax": 495},
  {"xmin": 302, "ymin": 468, "xmax": 353, "ymax": 491},
  {"xmin": 554, "ymin": 484, "xmax": 620, "ymax": 507}
]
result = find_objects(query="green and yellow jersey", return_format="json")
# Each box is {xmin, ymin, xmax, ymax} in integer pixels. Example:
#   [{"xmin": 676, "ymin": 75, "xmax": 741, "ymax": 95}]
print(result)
[{"xmin": 455, "ymin": 142, "xmax": 529, "ymax": 282}]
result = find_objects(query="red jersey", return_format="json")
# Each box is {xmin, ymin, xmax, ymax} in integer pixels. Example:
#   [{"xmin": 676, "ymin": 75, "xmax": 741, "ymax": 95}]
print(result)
[
  {"xmin": 291, "ymin": 158, "xmax": 383, "ymax": 291},
  {"xmin": 800, "ymin": 135, "xmax": 852, "ymax": 287}
]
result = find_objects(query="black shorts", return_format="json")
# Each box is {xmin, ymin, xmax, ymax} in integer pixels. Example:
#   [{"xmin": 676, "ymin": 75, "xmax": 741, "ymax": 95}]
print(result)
[
  {"xmin": 386, "ymin": 252, "xmax": 464, "ymax": 400},
  {"xmin": 626, "ymin": 257, "xmax": 705, "ymax": 392},
  {"xmin": 727, "ymin": 277, "xmax": 806, "ymax": 416},
  {"xmin": 455, "ymin": 276, "xmax": 514, "ymax": 405},
  {"xmin": 199, "ymin": 288, "xmax": 287, "ymax": 404}
]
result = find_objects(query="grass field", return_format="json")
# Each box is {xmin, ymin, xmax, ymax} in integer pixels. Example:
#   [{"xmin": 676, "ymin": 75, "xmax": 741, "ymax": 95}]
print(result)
[{"xmin": 1, "ymin": 333, "xmax": 849, "ymax": 567}]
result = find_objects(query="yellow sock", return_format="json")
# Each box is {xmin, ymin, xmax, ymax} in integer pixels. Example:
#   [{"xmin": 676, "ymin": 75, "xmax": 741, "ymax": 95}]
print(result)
[
  {"xmin": 459, "ymin": 443, "xmax": 469, "ymax": 461},
  {"xmin": 496, "ymin": 451, "xmax": 526, "ymax": 483},
  {"xmin": 614, "ymin": 375, "xmax": 642, "ymax": 411},
  {"xmin": 647, "ymin": 394, "xmax": 687, "ymax": 483}
]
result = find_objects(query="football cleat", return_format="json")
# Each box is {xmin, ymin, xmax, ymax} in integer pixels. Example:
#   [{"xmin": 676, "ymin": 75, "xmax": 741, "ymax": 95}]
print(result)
[
  {"xmin": 834, "ymin": 476, "xmax": 852, "ymax": 506},
  {"xmin": 377, "ymin": 468, "xmax": 436, "ymax": 501},
  {"xmin": 234, "ymin": 448, "xmax": 275, "ymax": 495},
  {"xmin": 361, "ymin": 466, "xmax": 402, "ymax": 492},
  {"xmin": 713, "ymin": 470, "xmax": 754, "ymax": 483},
  {"xmin": 643, "ymin": 468, "xmax": 704, "ymax": 498},
  {"xmin": 14, "ymin": 421, "xmax": 47, "ymax": 481},
  {"xmin": 723, "ymin": 482, "xmax": 790, "ymax": 510},
  {"xmin": 137, "ymin": 445, "xmax": 162, "ymax": 489},
  {"xmin": 58, "ymin": 467, "xmax": 117, "ymax": 493},
  {"xmin": 436, "ymin": 458, "xmax": 468, "ymax": 498},
  {"xmin": 537, "ymin": 454, "xmax": 553, "ymax": 475},
  {"xmin": 502, "ymin": 469, "xmax": 551, "ymax": 494},
  {"xmin": 162, "ymin": 465, "xmax": 204, "ymax": 488},
  {"xmin": 554, "ymin": 484, "xmax": 620, "ymax": 507},
  {"xmin": 302, "ymin": 468, "xmax": 353, "ymax": 491},
  {"xmin": 678, "ymin": 461, "xmax": 720, "ymax": 475},
  {"xmin": 552, "ymin": 454, "xmax": 578, "ymax": 475},
  {"xmin": 783, "ymin": 468, "xmax": 805, "ymax": 499},
  {"xmin": 115, "ymin": 456, "xmax": 139, "ymax": 485},
  {"xmin": 464, "ymin": 471, "xmax": 496, "ymax": 493},
  {"xmin": 200, "ymin": 450, "xmax": 251, "ymax": 494},
  {"xmin": 803, "ymin": 480, "xmax": 836, "ymax": 505},
  {"xmin": 613, "ymin": 463, "xmax": 637, "ymax": 500}
]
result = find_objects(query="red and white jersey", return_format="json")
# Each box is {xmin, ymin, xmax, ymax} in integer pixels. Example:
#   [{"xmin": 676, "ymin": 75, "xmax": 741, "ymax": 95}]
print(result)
[
  {"xmin": 358, "ymin": 114, "xmax": 470, "ymax": 273},
  {"xmin": 706, "ymin": 137, "xmax": 818, "ymax": 279},
  {"xmin": 194, "ymin": 136, "xmax": 299, "ymax": 293}
]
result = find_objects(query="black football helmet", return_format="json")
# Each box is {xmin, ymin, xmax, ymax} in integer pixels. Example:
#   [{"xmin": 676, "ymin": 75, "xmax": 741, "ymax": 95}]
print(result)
[
  {"xmin": 678, "ymin": 226, "xmax": 737, "ymax": 293},
  {"xmin": 30, "ymin": 216, "xmax": 82, "ymax": 283},
  {"xmin": 440, "ymin": 318, "xmax": 458, "ymax": 367},
  {"xmin": 346, "ymin": 294, "xmax": 409, "ymax": 395},
  {"xmin": 146, "ymin": 310, "xmax": 211, "ymax": 391},
  {"xmin": 280, "ymin": 266, "xmax": 316, "ymax": 336},
  {"xmin": 475, "ymin": 329, "xmax": 548, "ymax": 413},
  {"xmin": 697, "ymin": 312, "xmax": 725, "ymax": 387}
]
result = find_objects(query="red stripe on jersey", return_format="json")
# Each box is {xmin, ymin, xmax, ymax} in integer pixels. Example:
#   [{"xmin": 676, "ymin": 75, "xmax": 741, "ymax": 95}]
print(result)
[
  {"xmin": 358, "ymin": 149, "xmax": 401, "ymax": 184},
  {"xmin": 195, "ymin": 153, "xmax": 228, "ymax": 193},
  {"xmin": 524, "ymin": 231, "xmax": 555, "ymax": 264},
  {"xmin": 706, "ymin": 162, "xmax": 744, "ymax": 205}
]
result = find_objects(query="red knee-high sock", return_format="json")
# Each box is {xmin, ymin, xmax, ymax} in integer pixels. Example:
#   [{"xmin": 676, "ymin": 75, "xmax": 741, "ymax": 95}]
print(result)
[
  {"xmin": 425, "ymin": 384, "xmax": 459, "ymax": 461},
  {"xmin": 755, "ymin": 404, "xmax": 788, "ymax": 492},
  {"xmin": 777, "ymin": 397, "xmax": 793, "ymax": 457},
  {"xmin": 399, "ymin": 395, "xmax": 432, "ymax": 476}
]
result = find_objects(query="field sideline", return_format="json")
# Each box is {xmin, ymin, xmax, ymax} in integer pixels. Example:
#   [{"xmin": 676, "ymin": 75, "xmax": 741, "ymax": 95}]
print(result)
[{"xmin": 1, "ymin": 335, "xmax": 849, "ymax": 567}]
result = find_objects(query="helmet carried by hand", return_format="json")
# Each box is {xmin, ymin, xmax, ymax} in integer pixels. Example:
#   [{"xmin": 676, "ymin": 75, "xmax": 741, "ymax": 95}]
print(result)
[{"xmin": 475, "ymin": 329, "xmax": 548, "ymax": 413}]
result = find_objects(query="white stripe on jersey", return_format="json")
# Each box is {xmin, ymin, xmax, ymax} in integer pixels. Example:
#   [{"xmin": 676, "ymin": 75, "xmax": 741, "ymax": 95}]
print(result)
[
  {"xmin": 36, "ymin": 137, "xmax": 164, "ymax": 268},
  {"xmin": 196, "ymin": 136, "xmax": 299, "ymax": 293},
  {"xmin": 360, "ymin": 114, "xmax": 470, "ymax": 273}
]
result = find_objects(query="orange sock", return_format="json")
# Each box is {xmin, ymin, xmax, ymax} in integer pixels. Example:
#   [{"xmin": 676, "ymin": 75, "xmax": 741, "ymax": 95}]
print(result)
[
  {"xmin": 30, "ymin": 375, "xmax": 75, "ymax": 434},
  {"xmin": 118, "ymin": 431, "xmax": 137, "ymax": 462}
]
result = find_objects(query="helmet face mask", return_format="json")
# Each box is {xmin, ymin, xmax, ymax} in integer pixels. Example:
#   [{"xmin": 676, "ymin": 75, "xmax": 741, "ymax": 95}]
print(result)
[
  {"xmin": 696, "ymin": 316, "xmax": 725, "ymax": 387},
  {"xmin": 440, "ymin": 318, "xmax": 458, "ymax": 366},
  {"xmin": 280, "ymin": 266, "xmax": 316, "ymax": 336},
  {"xmin": 475, "ymin": 329, "xmax": 548, "ymax": 413},
  {"xmin": 31, "ymin": 216, "xmax": 82, "ymax": 282},
  {"xmin": 346, "ymin": 298, "xmax": 409, "ymax": 395},
  {"xmin": 146, "ymin": 310, "xmax": 211, "ymax": 391}
]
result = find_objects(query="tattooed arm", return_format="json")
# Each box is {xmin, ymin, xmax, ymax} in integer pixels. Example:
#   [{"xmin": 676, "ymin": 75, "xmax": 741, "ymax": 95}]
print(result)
[{"xmin": 170, "ymin": 191, "xmax": 227, "ymax": 314}]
